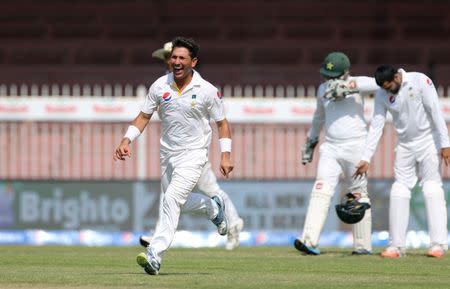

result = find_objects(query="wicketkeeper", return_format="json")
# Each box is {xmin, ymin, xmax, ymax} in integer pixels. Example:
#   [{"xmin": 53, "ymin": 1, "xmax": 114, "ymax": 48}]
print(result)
[{"xmin": 294, "ymin": 52, "xmax": 379, "ymax": 255}]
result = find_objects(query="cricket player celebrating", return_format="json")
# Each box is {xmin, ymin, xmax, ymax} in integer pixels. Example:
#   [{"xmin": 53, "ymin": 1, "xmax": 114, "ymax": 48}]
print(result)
[
  {"xmin": 114, "ymin": 37, "xmax": 233, "ymax": 275},
  {"xmin": 139, "ymin": 41, "xmax": 244, "ymax": 251},
  {"xmin": 294, "ymin": 52, "xmax": 379, "ymax": 255},
  {"xmin": 354, "ymin": 65, "xmax": 450, "ymax": 258}
]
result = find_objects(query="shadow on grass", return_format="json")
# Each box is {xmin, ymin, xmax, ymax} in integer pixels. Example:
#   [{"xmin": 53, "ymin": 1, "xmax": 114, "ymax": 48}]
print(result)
[
  {"xmin": 95, "ymin": 271, "xmax": 212, "ymax": 276},
  {"xmin": 293, "ymin": 248, "xmax": 376, "ymax": 257}
]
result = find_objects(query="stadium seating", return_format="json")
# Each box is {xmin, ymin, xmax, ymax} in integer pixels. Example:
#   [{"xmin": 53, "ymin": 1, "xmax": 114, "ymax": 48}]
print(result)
[{"xmin": 0, "ymin": 0, "xmax": 450, "ymax": 92}]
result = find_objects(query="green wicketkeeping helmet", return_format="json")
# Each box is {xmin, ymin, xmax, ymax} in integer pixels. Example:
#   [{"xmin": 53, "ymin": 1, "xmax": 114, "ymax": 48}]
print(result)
[{"xmin": 319, "ymin": 52, "xmax": 350, "ymax": 78}]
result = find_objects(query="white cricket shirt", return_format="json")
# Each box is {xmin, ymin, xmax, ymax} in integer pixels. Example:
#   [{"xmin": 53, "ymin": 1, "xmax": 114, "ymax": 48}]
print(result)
[
  {"xmin": 308, "ymin": 76, "xmax": 379, "ymax": 143},
  {"xmin": 141, "ymin": 70, "xmax": 225, "ymax": 152},
  {"xmin": 362, "ymin": 69, "xmax": 450, "ymax": 162}
]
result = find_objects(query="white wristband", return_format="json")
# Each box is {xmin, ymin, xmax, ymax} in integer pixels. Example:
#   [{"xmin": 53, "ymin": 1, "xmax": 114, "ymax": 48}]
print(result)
[
  {"xmin": 124, "ymin": 125, "xmax": 141, "ymax": 143},
  {"xmin": 219, "ymin": 138, "xmax": 232, "ymax": 152}
]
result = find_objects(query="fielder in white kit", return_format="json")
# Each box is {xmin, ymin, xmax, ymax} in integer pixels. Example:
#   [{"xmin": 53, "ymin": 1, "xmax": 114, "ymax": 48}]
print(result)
[
  {"xmin": 354, "ymin": 64, "xmax": 450, "ymax": 258},
  {"xmin": 114, "ymin": 37, "xmax": 234, "ymax": 275},
  {"xmin": 294, "ymin": 52, "xmax": 379, "ymax": 255},
  {"xmin": 139, "ymin": 41, "xmax": 244, "ymax": 251}
]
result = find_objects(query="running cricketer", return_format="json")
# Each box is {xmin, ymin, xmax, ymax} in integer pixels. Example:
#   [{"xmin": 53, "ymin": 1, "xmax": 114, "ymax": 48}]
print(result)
[{"xmin": 114, "ymin": 37, "xmax": 233, "ymax": 275}]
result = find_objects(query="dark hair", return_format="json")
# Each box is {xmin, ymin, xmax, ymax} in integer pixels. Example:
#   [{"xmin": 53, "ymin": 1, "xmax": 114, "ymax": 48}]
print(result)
[
  {"xmin": 171, "ymin": 37, "xmax": 199, "ymax": 59},
  {"xmin": 374, "ymin": 65, "xmax": 398, "ymax": 87}
]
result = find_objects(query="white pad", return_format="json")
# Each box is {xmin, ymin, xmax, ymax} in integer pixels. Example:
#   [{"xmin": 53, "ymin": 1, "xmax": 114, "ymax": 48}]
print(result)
[
  {"xmin": 352, "ymin": 190, "xmax": 372, "ymax": 251},
  {"xmin": 422, "ymin": 181, "xmax": 448, "ymax": 250},
  {"xmin": 301, "ymin": 180, "xmax": 333, "ymax": 247},
  {"xmin": 389, "ymin": 181, "xmax": 411, "ymax": 248}
]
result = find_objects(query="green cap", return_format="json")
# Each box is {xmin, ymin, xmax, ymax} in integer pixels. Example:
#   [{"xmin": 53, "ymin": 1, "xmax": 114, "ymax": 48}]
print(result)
[{"xmin": 319, "ymin": 52, "xmax": 350, "ymax": 78}]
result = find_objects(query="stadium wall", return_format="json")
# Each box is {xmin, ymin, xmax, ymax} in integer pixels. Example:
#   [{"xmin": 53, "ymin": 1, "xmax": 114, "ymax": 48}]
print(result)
[
  {"xmin": 3, "ymin": 97, "xmax": 450, "ymax": 180},
  {"xmin": 0, "ymin": 179, "xmax": 449, "ymax": 248},
  {"xmin": 1, "ymin": 96, "xmax": 450, "ymax": 247}
]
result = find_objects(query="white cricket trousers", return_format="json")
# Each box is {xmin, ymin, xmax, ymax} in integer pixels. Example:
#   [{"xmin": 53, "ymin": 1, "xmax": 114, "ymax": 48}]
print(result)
[
  {"xmin": 389, "ymin": 135, "xmax": 448, "ymax": 249},
  {"xmin": 302, "ymin": 138, "xmax": 371, "ymax": 251},
  {"xmin": 149, "ymin": 148, "xmax": 212, "ymax": 264},
  {"xmin": 317, "ymin": 139, "xmax": 368, "ymax": 193},
  {"xmin": 194, "ymin": 161, "xmax": 241, "ymax": 226}
]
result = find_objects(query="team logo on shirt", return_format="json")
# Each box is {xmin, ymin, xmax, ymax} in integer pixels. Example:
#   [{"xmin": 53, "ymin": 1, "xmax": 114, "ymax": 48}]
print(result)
[
  {"xmin": 162, "ymin": 92, "xmax": 172, "ymax": 102},
  {"xmin": 217, "ymin": 91, "xmax": 222, "ymax": 99},
  {"xmin": 408, "ymin": 87, "xmax": 414, "ymax": 98},
  {"xmin": 389, "ymin": 95, "xmax": 396, "ymax": 103},
  {"xmin": 191, "ymin": 94, "xmax": 197, "ymax": 108},
  {"xmin": 426, "ymin": 78, "xmax": 433, "ymax": 86}
]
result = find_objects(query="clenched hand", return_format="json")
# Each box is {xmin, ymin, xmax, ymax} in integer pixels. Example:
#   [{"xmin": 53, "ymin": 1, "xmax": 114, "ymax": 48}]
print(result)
[
  {"xmin": 220, "ymin": 152, "xmax": 234, "ymax": 178},
  {"xmin": 114, "ymin": 139, "xmax": 132, "ymax": 161}
]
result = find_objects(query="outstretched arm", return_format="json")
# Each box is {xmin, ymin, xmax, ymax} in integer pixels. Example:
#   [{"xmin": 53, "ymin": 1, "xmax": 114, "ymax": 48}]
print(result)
[
  {"xmin": 353, "ymin": 92, "xmax": 387, "ymax": 178},
  {"xmin": 114, "ymin": 112, "xmax": 152, "ymax": 161},
  {"xmin": 216, "ymin": 118, "xmax": 234, "ymax": 178}
]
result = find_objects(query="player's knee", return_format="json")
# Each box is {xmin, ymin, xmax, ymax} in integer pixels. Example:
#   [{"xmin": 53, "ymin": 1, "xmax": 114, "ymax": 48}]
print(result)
[
  {"xmin": 311, "ymin": 180, "xmax": 333, "ymax": 198},
  {"xmin": 163, "ymin": 191, "xmax": 186, "ymax": 207},
  {"xmin": 214, "ymin": 190, "xmax": 230, "ymax": 201},
  {"xmin": 390, "ymin": 181, "xmax": 411, "ymax": 199},
  {"xmin": 196, "ymin": 182, "xmax": 220, "ymax": 197},
  {"xmin": 422, "ymin": 181, "xmax": 445, "ymax": 199}
]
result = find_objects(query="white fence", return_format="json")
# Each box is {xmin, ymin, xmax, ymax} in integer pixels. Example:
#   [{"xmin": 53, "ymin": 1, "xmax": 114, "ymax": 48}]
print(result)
[{"xmin": 2, "ymin": 83, "xmax": 449, "ymax": 98}]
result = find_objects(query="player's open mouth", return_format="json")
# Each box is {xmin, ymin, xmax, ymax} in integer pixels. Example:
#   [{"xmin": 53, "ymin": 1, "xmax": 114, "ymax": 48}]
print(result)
[{"xmin": 173, "ymin": 67, "xmax": 183, "ymax": 76}]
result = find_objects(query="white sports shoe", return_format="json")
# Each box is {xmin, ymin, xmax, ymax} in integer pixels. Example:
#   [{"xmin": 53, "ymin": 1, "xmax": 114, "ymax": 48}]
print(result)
[
  {"xmin": 381, "ymin": 246, "xmax": 406, "ymax": 258},
  {"xmin": 225, "ymin": 218, "xmax": 244, "ymax": 250},
  {"xmin": 427, "ymin": 244, "xmax": 446, "ymax": 258},
  {"xmin": 136, "ymin": 252, "xmax": 160, "ymax": 275}
]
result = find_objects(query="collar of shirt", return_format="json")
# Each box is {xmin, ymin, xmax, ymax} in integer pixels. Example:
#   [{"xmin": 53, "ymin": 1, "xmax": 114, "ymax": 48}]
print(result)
[
  {"xmin": 398, "ymin": 68, "xmax": 409, "ymax": 89},
  {"xmin": 167, "ymin": 70, "xmax": 202, "ymax": 96}
]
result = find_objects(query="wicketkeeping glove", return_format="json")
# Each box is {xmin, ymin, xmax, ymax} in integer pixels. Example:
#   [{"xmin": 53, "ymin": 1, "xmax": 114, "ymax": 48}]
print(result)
[
  {"xmin": 324, "ymin": 78, "xmax": 359, "ymax": 101},
  {"xmin": 301, "ymin": 137, "xmax": 319, "ymax": 165}
]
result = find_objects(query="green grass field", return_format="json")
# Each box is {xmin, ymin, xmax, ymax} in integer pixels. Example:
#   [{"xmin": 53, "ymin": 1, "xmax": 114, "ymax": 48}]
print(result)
[{"xmin": 1, "ymin": 246, "xmax": 449, "ymax": 289}]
